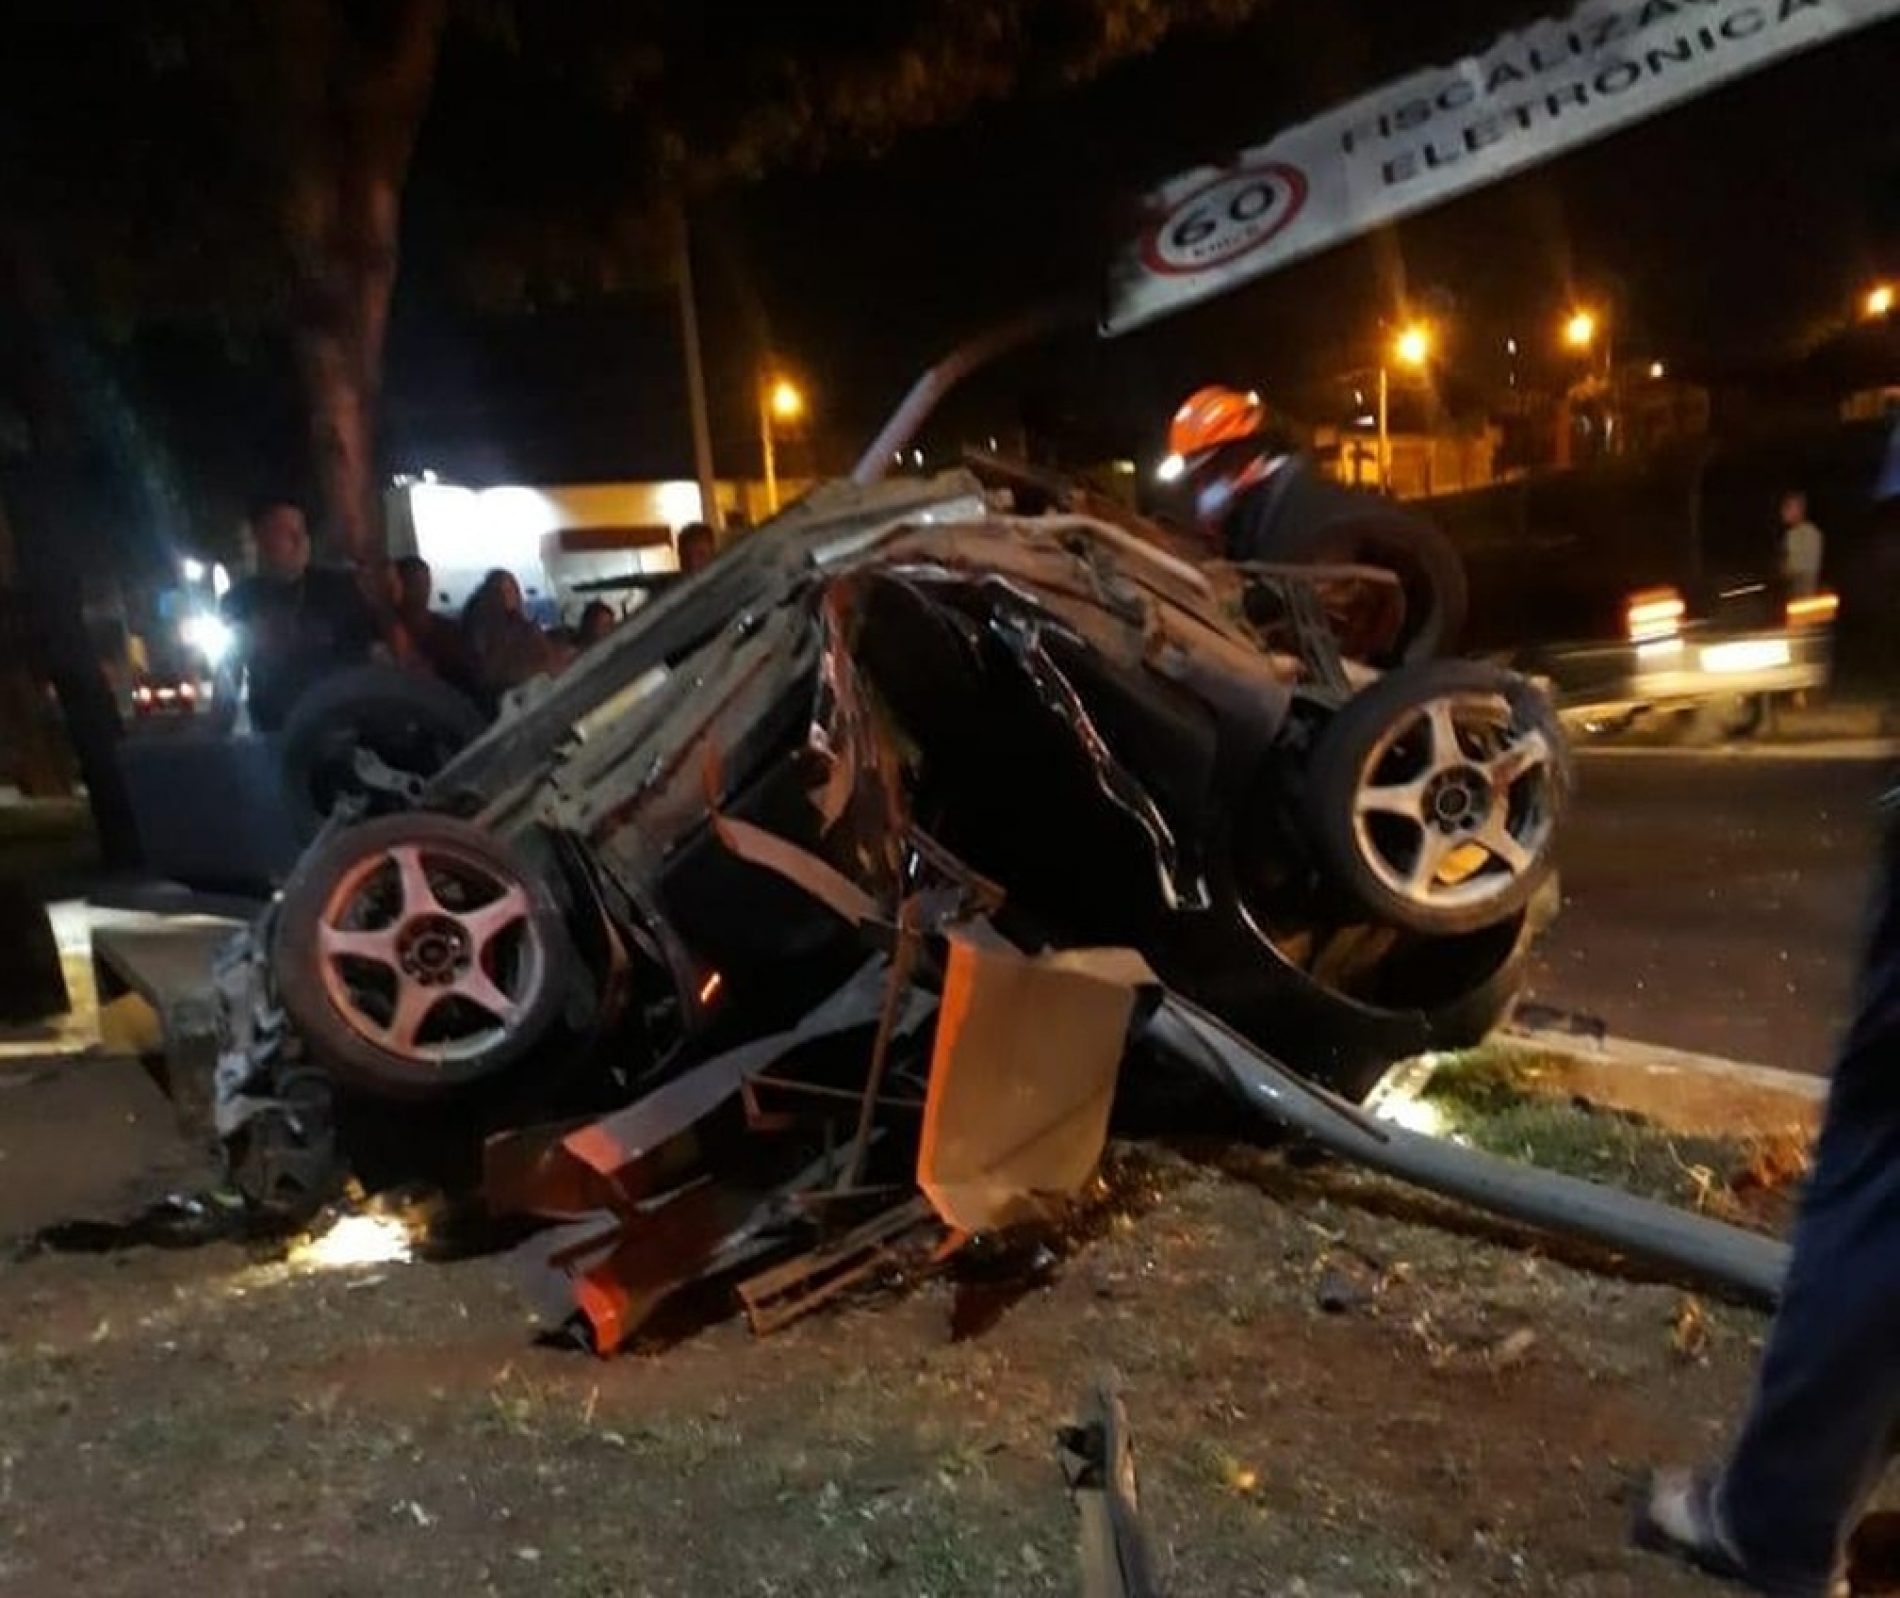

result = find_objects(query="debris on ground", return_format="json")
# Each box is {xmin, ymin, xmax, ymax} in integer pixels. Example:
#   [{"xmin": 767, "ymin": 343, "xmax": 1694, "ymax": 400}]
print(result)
[
  {"xmin": 1671, "ymin": 1296, "xmax": 1713, "ymax": 1364},
  {"xmin": 1059, "ymin": 1376, "xmax": 1160, "ymax": 1598},
  {"xmin": 0, "ymin": 1126, "xmax": 1869, "ymax": 1597}
]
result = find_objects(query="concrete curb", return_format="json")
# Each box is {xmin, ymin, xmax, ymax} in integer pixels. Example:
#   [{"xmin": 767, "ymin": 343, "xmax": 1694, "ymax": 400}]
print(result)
[
  {"xmin": 1490, "ymin": 1026, "xmax": 1824, "ymax": 1140},
  {"xmin": 1575, "ymin": 738, "xmax": 1899, "ymax": 763}
]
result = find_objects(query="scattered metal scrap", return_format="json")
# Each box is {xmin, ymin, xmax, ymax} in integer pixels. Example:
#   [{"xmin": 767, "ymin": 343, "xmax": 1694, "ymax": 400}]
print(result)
[
  {"xmin": 483, "ymin": 822, "xmax": 1784, "ymax": 1353},
  {"xmin": 481, "ymin": 798, "xmax": 1167, "ymax": 1351},
  {"xmin": 1060, "ymin": 1376, "xmax": 1162, "ymax": 1598}
]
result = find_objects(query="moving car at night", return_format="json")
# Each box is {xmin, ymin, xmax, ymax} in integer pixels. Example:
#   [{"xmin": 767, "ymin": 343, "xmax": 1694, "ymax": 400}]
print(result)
[{"xmin": 1531, "ymin": 575, "xmax": 1835, "ymax": 739}]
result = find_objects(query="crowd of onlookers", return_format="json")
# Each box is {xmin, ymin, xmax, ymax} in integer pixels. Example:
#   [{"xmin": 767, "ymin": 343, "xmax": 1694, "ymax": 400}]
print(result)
[{"xmin": 221, "ymin": 500, "xmax": 718, "ymax": 731}]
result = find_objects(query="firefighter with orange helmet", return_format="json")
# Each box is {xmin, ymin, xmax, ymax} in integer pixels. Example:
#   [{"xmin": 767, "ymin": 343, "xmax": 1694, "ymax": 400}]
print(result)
[
  {"xmin": 1166, "ymin": 384, "xmax": 1302, "ymax": 559},
  {"xmin": 1164, "ymin": 383, "xmax": 1466, "ymax": 662}
]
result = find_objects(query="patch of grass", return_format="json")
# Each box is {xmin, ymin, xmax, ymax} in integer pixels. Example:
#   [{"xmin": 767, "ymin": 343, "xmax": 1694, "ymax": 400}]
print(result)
[
  {"xmin": 1420, "ymin": 1048, "xmax": 1802, "ymax": 1226},
  {"xmin": 0, "ymin": 798, "xmax": 97, "ymax": 879},
  {"xmin": 1418, "ymin": 1046, "xmax": 1545, "ymax": 1116}
]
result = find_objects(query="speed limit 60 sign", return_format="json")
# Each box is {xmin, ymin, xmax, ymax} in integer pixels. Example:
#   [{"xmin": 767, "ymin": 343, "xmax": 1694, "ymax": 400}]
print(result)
[
  {"xmin": 1109, "ymin": 0, "xmax": 1900, "ymax": 334},
  {"xmin": 1139, "ymin": 161, "xmax": 1308, "ymax": 277}
]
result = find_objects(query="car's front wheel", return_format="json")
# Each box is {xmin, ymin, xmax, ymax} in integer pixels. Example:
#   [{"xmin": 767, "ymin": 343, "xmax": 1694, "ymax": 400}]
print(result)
[
  {"xmin": 1305, "ymin": 661, "xmax": 1571, "ymax": 937},
  {"xmin": 274, "ymin": 813, "xmax": 572, "ymax": 1100}
]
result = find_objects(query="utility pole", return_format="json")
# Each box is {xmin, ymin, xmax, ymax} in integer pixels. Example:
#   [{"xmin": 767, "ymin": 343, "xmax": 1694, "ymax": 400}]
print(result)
[
  {"xmin": 1376, "ymin": 363, "xmax": 1391, "ymax": 494},
  {"xmin": 758, "ymin": 381, "xmax": 779, "ymax": 515},
  {"xmin": 671, "ymin": 204, "xmax": 722, "ymax": 532}
]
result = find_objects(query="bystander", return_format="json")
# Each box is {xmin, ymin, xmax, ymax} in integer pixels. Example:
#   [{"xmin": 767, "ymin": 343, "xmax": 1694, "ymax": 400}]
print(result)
[
  {"xmin": 392, "ymin": 555, "xmax": 473, "ymax": 692},
  {"xmin": 676, "ymin": 522, "xmax": 716, "ymax": 576},
  {"xmin": 220, "ymin": 502, "xmax": 378, "ymax": 732},
  {"xmin": 1780, "ymin": 490, "xmax": 1826, "ymax": 599}
]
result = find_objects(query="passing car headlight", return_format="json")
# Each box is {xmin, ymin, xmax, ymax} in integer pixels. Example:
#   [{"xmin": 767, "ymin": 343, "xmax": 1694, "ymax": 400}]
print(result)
[{"xmin": 180, "ymin": 612, "xmax": 234, "ymax": 666}]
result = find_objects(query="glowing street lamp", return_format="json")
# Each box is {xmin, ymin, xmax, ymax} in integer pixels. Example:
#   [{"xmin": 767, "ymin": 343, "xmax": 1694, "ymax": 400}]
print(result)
[
  {"xmin": 1864, "ymin": 282, "xmax": 1896, "ymax": 320},
  {"xmin": 759, "ymin": 372, "xmax": 807, "ymax": 513},
  {"xmin": 1563, "ymin": 306, "xmax": 1618, "ymax": 454},
  {"xmin": 1393, "ymin": 323, "xmax": 1433, "ymax": 369},
  {"xmin": 768, "ymin": 377, "xmax": 805, "ymax": 422}
]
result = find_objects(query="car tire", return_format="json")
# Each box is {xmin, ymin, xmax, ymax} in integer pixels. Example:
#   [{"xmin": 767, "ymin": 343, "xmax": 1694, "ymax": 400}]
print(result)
[
  {"xmin": 1150, "ymin": 898, "xmax": 1538, "ymax": 1105},
  {"xmin": 1306, "ymin": 661, "xmax": 1571, "ymax": 937},
  {"xmin": 274, "ymin": 813, "xmax": 572, "ymax": 1101},
  {"xmin": 279, "ymin": 665, "xmax": 486, "ymax": 840},
  {"xmin": 1251, "ymin": 506, "xmax": 1468, "ymax": 666}
]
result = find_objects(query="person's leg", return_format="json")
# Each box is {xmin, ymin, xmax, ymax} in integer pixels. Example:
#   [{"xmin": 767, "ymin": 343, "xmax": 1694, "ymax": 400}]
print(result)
[
  {"xmin": 1640, "ymin": 814, "xmax": 1900, "ymax": 1596},
  {"xmin": 1714, "ymin": 1106, "xmax": 1900, "ymax": 1592}
]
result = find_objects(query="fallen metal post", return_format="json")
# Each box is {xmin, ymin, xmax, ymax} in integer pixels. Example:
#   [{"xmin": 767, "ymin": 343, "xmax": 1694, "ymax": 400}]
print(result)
[
  {"xmin": 850, "ymin": 304, "xmax": 1086, "ymax": 486},
  {"xmin": 1146, "ymin": 996, "xmax": 1790, "ymax": 1305},
  {"xmin": 1060, "ymin": 1377, "xmax": 1161, "ymax": 1598}
]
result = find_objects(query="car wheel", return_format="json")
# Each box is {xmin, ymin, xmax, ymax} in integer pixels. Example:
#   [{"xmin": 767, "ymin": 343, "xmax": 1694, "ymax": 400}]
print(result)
[
  {"xmin": 1710, "ymin": 691, "xmax": 1767, "ymax": 741},
  {"xmin": 1306, "ymin": 661, "xmax": 1571, "ymax": 937},
  {"xmin": 1253, "ymin": 511, "xmax": 1468, "ymax": 666},
  {"xmin": 274, "ymin": 813, "xmax": 571, "ymax": 1100},
  {"xmin": 1149, "ymin": 897, "xmax": 1538, "ymax": 1104},
  {"xmin": 279, "ymin": 665, "xmax": 487, "ymax": 839}
]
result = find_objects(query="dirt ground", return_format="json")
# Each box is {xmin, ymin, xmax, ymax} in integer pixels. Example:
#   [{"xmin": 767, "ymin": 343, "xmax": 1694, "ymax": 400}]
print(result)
[{"xmin": 1, "ymin": 1053, "xmax": 1845, "ymax": 1598}]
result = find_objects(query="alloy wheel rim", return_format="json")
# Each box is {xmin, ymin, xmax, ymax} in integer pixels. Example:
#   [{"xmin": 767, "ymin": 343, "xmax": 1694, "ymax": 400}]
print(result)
[
  {"xmin": 1349, "ymin": 692, "xmax": 1556, "ymax": 914},
  {"xmin": 314, "ymin": 840, "xmax": 544, "ymax": 1063}
]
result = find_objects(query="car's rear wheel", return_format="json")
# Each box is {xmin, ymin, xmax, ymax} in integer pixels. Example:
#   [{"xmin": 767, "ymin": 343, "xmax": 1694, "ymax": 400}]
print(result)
[
  {"xmin": 274, "ymin": 813, "xmax": 571, "ymax": 1100},
  {"xmin": 1306, "ymin": 662, "xmax": 1570, "ymax": 937},
  {"xmin": 1250, "ymin": 510, "xmax": 1468, "ymax": 666},
  {"xmin": 279, "ymin": 665, "xmax": 486, "ymax": 839}
]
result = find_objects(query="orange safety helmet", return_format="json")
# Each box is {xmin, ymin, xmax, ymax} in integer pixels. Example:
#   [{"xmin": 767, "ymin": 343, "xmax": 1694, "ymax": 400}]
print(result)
[{"xmin": 1167, "ymin": 385, "xmax": 1268, "ymax": 461}]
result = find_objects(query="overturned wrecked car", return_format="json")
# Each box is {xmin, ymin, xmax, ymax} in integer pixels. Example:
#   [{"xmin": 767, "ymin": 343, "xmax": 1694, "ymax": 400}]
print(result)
[{"xmin": 186, "ymin": 464, "xmax": 1586, "ymax": 1345}]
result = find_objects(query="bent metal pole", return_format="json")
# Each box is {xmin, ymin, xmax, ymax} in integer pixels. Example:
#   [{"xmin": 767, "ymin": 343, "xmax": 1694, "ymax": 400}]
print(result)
[{"xmin": 1145, "ymin": 994, "xmax": 1789, "ymax": 1305}]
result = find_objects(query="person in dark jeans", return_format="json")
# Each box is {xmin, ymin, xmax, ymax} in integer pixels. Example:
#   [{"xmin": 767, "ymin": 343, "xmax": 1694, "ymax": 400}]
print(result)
[
  {"xmin": 1635, "ymin": 790, "xmax": 1900, "ymax": 1598},
  {"xmin": 220, "ymin": 501, "xmax": 378, "ymax": 731}
]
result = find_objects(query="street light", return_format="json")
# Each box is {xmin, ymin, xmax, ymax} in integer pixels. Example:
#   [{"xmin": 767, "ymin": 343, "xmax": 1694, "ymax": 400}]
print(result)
[
  {"xmin": 1393, "ymin": 323, "xmax": 1432, "ymax": 369},
  {"xmin": 769, "ymin": 377, "xmax": 805, "ymax": 422},
  {"xmin": 1377, "ymin": 321, "xmax": 1433, "ymax": 494},
  {"xmin": 1864, "ymin": 282, "xmax": 1896, "ymax": 320},
  {"xmin": 1563, "ymin": 306, "xmax": 1618, "ymax": 454},
  {"xmin": 758, "ymin": 373, "xmax": 806, "ymax": 514}
]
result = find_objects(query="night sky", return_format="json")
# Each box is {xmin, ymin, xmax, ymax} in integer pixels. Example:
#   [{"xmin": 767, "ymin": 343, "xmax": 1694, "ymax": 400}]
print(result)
[
  {"xmin": 139, "ymin": 4, "xmax": 1900, "ymax": 502},
  {"xmin": 707, "ymin": 3, "xmax": 1900, "ymax": 471}
]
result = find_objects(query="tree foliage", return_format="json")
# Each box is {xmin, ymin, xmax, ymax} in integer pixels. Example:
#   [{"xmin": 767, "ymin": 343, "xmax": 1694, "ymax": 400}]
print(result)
[
  {"xmin": 0, "ymin": 0, "xmax": 1273, "ymax": 556},
  {"xmin": 415, "ymin": 0, "xmax": 1271, "ymax": 305}
]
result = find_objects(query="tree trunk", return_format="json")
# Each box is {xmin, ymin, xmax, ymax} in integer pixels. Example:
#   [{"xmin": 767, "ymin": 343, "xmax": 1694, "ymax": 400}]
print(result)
[
  {"xmin": 284, "ymin": 0, "xmax": 446, "ymax": 571},
  {"xmin": 18, "ymin": 522, "xmax": 142, "ymax": 870},
  {"xmin": 0, "ymin": 491, "xmax": 71, "ymax": 797},
  {"xmin": 294, "ymin": 267, "xmax": 391, "ymax": 571},
  {"xmin": 0, "ymin": 233, "xmax": 141, "ymax": 866}
]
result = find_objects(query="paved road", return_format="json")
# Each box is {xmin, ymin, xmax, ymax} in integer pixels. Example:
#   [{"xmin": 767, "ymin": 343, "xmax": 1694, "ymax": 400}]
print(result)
[{"xmin": 1526, "ymin": 748, "xmax": 1890, "ymax": 1076}]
